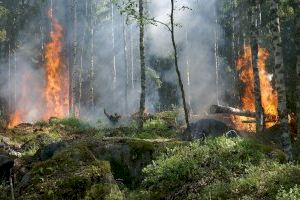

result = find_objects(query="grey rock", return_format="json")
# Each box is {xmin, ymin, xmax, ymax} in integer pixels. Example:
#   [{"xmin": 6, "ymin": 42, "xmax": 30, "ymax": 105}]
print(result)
[
  {"xmin": 35, "ymin": 141, "xmax": 67, "ymax": 161},
  {"xmin": 0, "ymin": 154, "xmax": 14, "ymax": 182},
  {"xmin": 182, "ymin": 119, "xmax": 237, "ymax": 140}
]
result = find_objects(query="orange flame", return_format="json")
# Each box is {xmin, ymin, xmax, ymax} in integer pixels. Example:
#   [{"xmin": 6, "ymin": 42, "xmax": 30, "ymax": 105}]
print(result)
[
  {"xmin": 8, "ymin": 111, "xmax": 22, "ymax": 128},
  {"xmin": 43, "ymin": 8, "xmax": 69, "ymax": 120},
  {"xmin": 8, "ymin": 71, "xmax": 34, "ymax": 128},
  {"xmin": 232, "ymin": 45, "xmax": 278, "ymax": 132},
  {"xmin": 8, "ymin": 8, "xmax": 69, "ymax": 128}
]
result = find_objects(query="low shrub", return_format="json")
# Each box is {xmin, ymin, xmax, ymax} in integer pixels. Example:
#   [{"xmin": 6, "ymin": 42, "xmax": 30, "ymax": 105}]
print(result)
[{"xmin": 141, "ymin": 137, "xmax": 300, "ymax": 199}]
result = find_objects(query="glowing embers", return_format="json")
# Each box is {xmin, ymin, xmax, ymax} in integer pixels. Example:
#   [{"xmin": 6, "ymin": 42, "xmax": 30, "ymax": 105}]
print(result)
[{"xmin": 232, "ymin": 45, "xmax": 278, "ymax": 132}]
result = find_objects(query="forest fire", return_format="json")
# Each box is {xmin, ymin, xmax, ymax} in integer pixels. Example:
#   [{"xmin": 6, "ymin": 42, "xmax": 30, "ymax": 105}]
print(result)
[
  {"xmin": 8, "ymin": 71, "xmax": 36, "ymax": 128},
  {"xmin": 43, "ymin": 8, "xmax": 69, "ymax": 120},
  {"xmin": 8, "ymin": 111, "xmax": 22, "ymax": 128},
  {"xmin": 7, "ymin": 9, "xmax": 68, "ymax": 128},
  {"xmin": 232, "ymin": 45, "xmax": 278, "ymax": 132}
]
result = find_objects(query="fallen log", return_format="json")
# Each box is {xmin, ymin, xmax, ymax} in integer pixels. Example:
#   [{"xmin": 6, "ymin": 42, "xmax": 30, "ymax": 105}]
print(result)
[
  {"xmin": 242, "ymin": 120, "xmax": 277, "ymax": 124},
  {"xmin": 210, "ymin": 105, "xmax": 277, "ymax": 121},
  {"xmin": 210, "ymin": 105, "xmax": 256, "ymax": 118}
]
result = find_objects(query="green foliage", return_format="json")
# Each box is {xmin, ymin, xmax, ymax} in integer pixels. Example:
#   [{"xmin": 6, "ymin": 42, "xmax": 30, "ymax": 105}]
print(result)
[
  {"xmin": 146, "ymin": 67, "xmax": 162, "ymax": 88},
  {"xmin": 34, "ymin": 120, "xmax": 49, "ymax": 127},
  {"xmin": 102, "ymin": 110, "xmax": 179, "ymax": 139},
  {"xmin": 0, "ymin": 184, "xmax": 10, "ymax": 200},
  {"xmin": 141, "ymin": 118, "xmax": 175, "ymax": 139},
  {"xmin": 51, "ymin": 117, "xmax": 92, "ymax": 133},
  {"xmin": 276, "ymin": 185, "xmax": 300, "ymax": 200},
  {"xmin": 141, "ymin": 137, "xmax": 299, "ymax": 199},
  {"xmin": 85, "ymin": 184, "xmax": 123, "ymax": 200},
  {"xmin": 0, "ymin": 29, "xmax": 6, "ymax": 42}
]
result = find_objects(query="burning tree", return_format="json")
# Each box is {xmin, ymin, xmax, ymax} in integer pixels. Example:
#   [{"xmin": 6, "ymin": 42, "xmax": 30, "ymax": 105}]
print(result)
[
  {"xmin": 44, "ymin": 8, "xmax": 69, "ymax": 120},
  {"xmin": 8, "ymin": 7, "xmax": 69, "ymax": 127}
]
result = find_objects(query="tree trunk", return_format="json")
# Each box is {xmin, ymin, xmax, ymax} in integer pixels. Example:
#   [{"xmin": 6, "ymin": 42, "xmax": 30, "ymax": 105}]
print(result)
[
  {"xmin": 111, "ymin": 1, "xmax": 117, "ymax": 89},
  {"xmin": 270, "ymin": 0, "xmax": 293, "ymax": 160},
  {"xmin": 89, "ymin": 0, "xmax": 95, "ymax": 109},
  {"xmin": 79, "ymin": 30, "xmax": 85, "ymax": 114},
  {"xmin": 123, "ymin": 17, "xmax": 129, "ymax": 113},
  {"xmin": 71, "ymin": 0, "xmax": 78, "ymax": 116},
  {"xmin": 170, "ymin": 0, "xmax": 191, "ymax": 140},
  {"xmin": 214, "ymin": 7, "xmax": 220, "ymax": 105},
  {"xmin": 14, "ymin": 50, "xmax": 17, "ymax": 108},
  {"xmin": 8, "ymin": 44, "xmax": 11, "ymax": 113},
  {"xmin": 295, "ymin": 1, "xmax": 300, "ymax": 137},
  {"xmin": 130, "ymin": 25, "xmax": 135, "ymax": 90},
  {"xmin": 185, "ymin": 30, "xmax": 192, "ymax": 112},
  {"xmin": 210, "ymin": 104, "xmax": 256, "ymax": 118},
  {"xmin": 231, "ymin": 0, "xmax": 239, "ymax": 106},
  {"xmin": 210, "ymin": 104, "xmax": 276, "ymax": 120},
  {"xmin": 249, "ymin": 0, "xmax": 265, "ymax": 133},
  {"xmin": 138, "ymin": 0, "xmax": 146, "ymax": 130}
]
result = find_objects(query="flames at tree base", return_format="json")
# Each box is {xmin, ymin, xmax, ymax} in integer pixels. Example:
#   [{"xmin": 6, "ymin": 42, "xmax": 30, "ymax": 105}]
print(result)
[{"xmin": 231, "ymin": 45, "xmax": 278, "ymax": 132}]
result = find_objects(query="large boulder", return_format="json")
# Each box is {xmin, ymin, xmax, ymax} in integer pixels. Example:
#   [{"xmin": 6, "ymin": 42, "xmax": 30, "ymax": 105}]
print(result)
[
  {"xmin": 182, "ymin": 119, "xmax": 237, "ymax": 140},
  {"xmin": 34, "ymin": 141, "xmax": 67, "ymax": 161},
  {"xmin": 81, "ymin": 137, "xmax": 183, "ymax": 188},
  {"xmin": 17, "ymin": 144, "xmax": 122, "ymax": 200}
]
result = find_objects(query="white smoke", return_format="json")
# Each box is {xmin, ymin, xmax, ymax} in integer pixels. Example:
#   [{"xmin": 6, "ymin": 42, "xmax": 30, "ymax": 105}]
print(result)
[{"xmin": 0, "ymin": 0, "xmax": 220, "ymax": 124}]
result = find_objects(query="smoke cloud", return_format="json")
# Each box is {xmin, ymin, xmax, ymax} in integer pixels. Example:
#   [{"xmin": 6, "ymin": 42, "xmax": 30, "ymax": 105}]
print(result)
[{"xmin": 0, "ymin": 0, "xmax": 220, "ymax": 125}]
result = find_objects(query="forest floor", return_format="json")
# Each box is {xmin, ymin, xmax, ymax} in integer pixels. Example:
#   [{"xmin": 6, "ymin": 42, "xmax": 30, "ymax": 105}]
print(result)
[{"xmin": 0, "ymin": 111, "xmax": 300, "ymax": 199}]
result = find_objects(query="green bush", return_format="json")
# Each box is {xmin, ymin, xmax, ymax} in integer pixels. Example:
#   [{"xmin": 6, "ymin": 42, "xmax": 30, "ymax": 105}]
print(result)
[
  {"xmin": 0, "ymin": 184, "xmax": 10, "ymax": 200},
  {"xmin": 52, "ymin": 117, "xmax": 92, "ymax": 133},
  {"xmin": 276, "ymin": 185, "xmax": 300, "ymax": 200},
  {"xmin": 141, "ymin": 137, "xmax": 300, "ymax": 199}
]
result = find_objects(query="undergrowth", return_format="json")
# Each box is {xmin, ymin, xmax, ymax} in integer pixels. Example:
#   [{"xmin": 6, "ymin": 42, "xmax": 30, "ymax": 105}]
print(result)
[{"xmin": 134, "ymin": 137, "xmax": 300, "ymax": 200}]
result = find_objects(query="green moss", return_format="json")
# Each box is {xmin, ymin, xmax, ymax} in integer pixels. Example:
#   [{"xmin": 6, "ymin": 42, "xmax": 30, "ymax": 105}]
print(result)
[
  {"xmin": 85, "ymin": 184, "xmax": 123, "ymax": 200},
  {"xmin": 34, "ymin": 120, "xmax": 49, "ymax": 127},
  {"xmin": 128, "ymin": 139, "xmax": 155, "ymax": 156},
  {"xmin": 18, "ymin": 143, "xmax": 117, "ymax": 200}
]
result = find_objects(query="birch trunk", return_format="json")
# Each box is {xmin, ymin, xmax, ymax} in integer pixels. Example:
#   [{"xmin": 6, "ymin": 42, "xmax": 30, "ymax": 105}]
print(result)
[
  {"xmin": 138, "ymin": 0, "xmax": 146, "ymax": 130},
  {"xmin": 185, "ymin": 31, "xmax": 192, "ymax": 112},
  {"xmin": 231, "ymin": 0, "xmax": 239, "ymax": 105},
  {"xmin": 130, "ymin": 25, "xmax": 135, "ymax": 89},
  {"xmin": 270, "ymin": 0, "xmax": 293, "ymax": 160},
  {"xmin": 89, "ymin": 1, "xmax": 95, "ymax": 109},
  {"xmin": 249, "ymin": 0, "xmax": 265, "ymax": 132},
  {"xmin": 79, "ymin": 29, "xmax": 86, "ymax": 114},
  {"xmin": 214, "ymin": 7, "xmax": 220, "ymax": 105},
  {"xmin": 123, "ymin": 18, "xmax": 129, "ymax": 113},
  {"xmin": 111, "ymin": 1, "xmax": 117, "ymax": 89},
  {"xmin": 71, "ymin": 0, "xmax": 78, "ymax": 116}
]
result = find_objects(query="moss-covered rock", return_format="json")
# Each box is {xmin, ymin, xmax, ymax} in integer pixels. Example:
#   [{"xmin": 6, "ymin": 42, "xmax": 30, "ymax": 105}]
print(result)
[
  {"xmin": 84, "ymin": 137, "xmax": 185, "ymax": 188},
  {"xmin": 17, "ymin": 143, "xmax": 121, "ymax": 200}
]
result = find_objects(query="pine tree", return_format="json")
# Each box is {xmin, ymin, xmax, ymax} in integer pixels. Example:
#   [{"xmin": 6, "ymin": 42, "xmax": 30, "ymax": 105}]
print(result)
[{"xmin": 138, "ymin": 0, "xmax": 146, "ymax": 130}]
